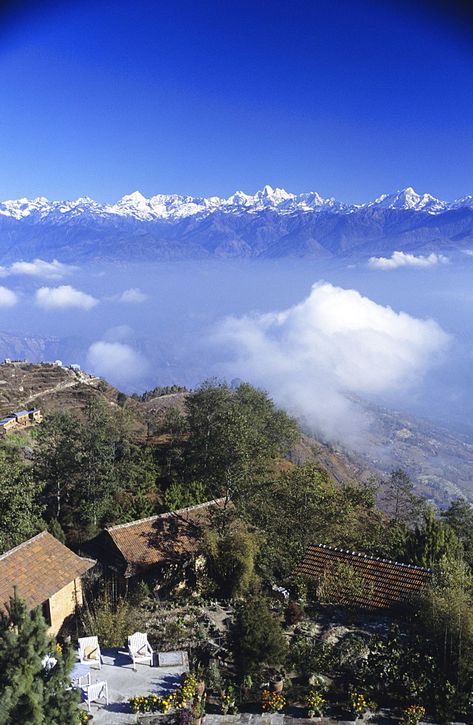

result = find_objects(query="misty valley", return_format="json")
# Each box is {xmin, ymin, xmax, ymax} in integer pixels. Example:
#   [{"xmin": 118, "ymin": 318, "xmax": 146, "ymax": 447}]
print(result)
[{"xmin": 2, "ymin": 255, "xmax": 473, "ymax": 505}]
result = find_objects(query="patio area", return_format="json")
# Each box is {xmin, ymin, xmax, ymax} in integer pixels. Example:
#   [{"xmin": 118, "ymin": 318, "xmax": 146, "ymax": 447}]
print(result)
[{"xmin": 77, "ymin": 648, "xmax": 189, "ymax": 724}]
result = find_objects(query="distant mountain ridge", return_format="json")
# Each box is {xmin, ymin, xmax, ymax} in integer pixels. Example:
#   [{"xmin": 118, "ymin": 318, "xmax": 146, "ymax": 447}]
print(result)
[{"xmin": 0, "ymin": 185, "xmax": 472, "ymax": 261}]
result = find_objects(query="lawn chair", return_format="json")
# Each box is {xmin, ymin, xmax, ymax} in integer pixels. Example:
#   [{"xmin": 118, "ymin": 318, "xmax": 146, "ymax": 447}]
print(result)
[
  {"xmin": 127, "ymin": 632, "xmax": 154, "ymax": 670},
  {"xmin": 78, "ymin": 636, "xmax": 102, "ymax": 670},
  {"xmin": 82, "ymin": 680, "xmax": 109, "ymax": 712}
]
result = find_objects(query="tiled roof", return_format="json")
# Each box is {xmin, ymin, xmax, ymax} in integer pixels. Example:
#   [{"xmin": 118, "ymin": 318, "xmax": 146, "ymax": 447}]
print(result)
[
  {"xmin": 0, "ymin": 531, "xmax": 95, "ymax": 611},
  {"xmin": 89, "ymin": 498, "xmax": 228, "ymax": 577},
  {"xmin": 298, "ymin": 543, "xmax": 432, "ymax": 609}
]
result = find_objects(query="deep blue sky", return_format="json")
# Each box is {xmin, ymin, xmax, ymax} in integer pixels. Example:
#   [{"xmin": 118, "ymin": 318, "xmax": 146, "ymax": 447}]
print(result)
[{"xmin": 0, "ymin": 0, "xmax": 472, "ymax": 203}]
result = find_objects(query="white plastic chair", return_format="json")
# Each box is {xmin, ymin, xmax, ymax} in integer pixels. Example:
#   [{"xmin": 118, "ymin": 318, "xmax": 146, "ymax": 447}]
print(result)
[
  {"xmin": 78, "ymin": 636, "xmax": 102, "ymax": 670},
  {"xmin": 127, "ymin": 631, "xmax": 154, "ymax": 670},
  {"xmin": 83, "ymin": 680, "xmax": 109, "ymax": 712}
]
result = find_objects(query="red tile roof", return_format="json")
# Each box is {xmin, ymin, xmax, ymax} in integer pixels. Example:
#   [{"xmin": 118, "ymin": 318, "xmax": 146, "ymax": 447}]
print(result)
[
  {"xmin": 88, "ymin": 498, "xmax": 228, "ymax": 577},
  {"xmin": 0, "ymin": 531, "xmax": 95, "ymax": 611},
  {"xmin": 298, "ymin": 543, "xmax": 432, "ymax": 609}
]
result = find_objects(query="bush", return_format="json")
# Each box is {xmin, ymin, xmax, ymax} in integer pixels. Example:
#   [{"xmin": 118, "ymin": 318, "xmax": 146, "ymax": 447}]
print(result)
[
  {"xmin": 80, "ymin": 589, "xmax": 141, "ymax": 647},
  {"xmin": 285, "ymin": 600, "xmax": 304, "ymax": 626},
  {"xmin": 233, "ymin": 596, "xmax": 287, "ymax": 678}
]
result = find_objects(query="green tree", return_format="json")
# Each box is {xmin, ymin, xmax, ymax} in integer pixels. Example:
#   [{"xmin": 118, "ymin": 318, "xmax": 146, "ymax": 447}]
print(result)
[
  {"xmin": 154, "ymin": 407, "xmax": 187, "ymax": 483},
  {"xmin": 0, "ymin": 593, "xmax": 80, "ymax": 725},
  {"xmin": 184, "ymin": 381, "xmax": 299, "ymax": 497},
  {"xmin": 233, "ymin": 596, "xmax": 287, "ymax": 678},
  {"xmin": 74, "ymin": 399, "xmax": 118, "ymax": 536},
  {"xmin": 0, "ymin": 449, "xmax": 44, "ymax": 554},
  {"xmin": 164, "ymin": 480, "xmax": 208, "ymax": 511},
  {"xmin": 415, "ymin": 556, "xmax": 473, "ymax": 717},
  {"xmin": 241, "ymin": 464, "xmax": 390, "ymax": 580},
  {"xmin": 382, "ymin": 469, "xmax": 425, "ymax": 526},
  {"xmin": 203, "ymin": 519, "xmax": 260, "ymax": 598},
  {"xmin": 34, "ymin": 412, "xmax": 81, "ymax": 522},
  {"xmin": 441, "ymin": 498, "xmax": 473, "ymax": 568},
  {"xmin": 407, "ymin": 507, "xmax": 462, "ymax": 568}
]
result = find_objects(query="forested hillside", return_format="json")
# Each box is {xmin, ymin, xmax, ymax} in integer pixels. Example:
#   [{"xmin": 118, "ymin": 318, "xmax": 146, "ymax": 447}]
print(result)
[{"xmin": 2, "ymin": 371, "xmax": 473, "ymax": 720}]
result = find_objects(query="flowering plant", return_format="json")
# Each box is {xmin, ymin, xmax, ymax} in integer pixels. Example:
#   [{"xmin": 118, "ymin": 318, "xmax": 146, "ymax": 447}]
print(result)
[
  {"xmin": 128, "ymin": 672, "xmax": 202, "ymax": 715},
  {"xmin": 349, "ymin": 692, "xmax": 368, "ymax": 718},
  {"xmin": 402, "ymin": 705, "xmax": 426, "ymax": 725},
  {"xmin": 180, "ymin": 673, "xmax": 199, "ymax": 703},
  {"xmin": 179, "ymin": 709, "xmax": 194, "ymax": 725},
  {"xmin": 129, "ymin": 694, "xmax": 161, "ymax": 714},
  {"xmin": 261, "ymin": 689, "xmax": 287, "ymax": 713},
  {"xmin": 221, "ymin": 686, "xmax": 237, "ymax": 715},
  {"xmin": 305, "ymin": 691, "xmax": 326, "ymax": 716}
]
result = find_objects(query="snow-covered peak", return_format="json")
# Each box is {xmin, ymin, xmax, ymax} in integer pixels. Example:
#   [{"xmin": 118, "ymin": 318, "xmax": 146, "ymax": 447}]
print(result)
[
  {"xmin": 0, "ymin": 187, "xmax": 471, "ymax": 222},
  {"xmin": 449, "ymin": 194, "xmax": 473, "ymax": 210},
  {"xmin": 369, "ymin": 187, "xmax": 447, "ymax": 213}
]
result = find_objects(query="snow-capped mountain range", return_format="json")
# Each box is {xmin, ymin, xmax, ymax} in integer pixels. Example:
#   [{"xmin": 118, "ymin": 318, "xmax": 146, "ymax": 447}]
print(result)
[
  {"xmin": 0, "ymin": 185, "xmax": 472, "ymax": 262},
  {"xmin": 1, "ymin": 185, "xmax": 472, "ymax": 222}
]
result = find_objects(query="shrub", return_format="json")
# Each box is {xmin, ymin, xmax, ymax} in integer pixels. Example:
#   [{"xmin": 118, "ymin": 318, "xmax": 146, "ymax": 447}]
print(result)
[
  {"xmin": 261, "ymin": 689, "xmax": 287, "ymax": 712},
  {"xmin": 233, "ymin": 596, "xmax": 287, "ymax": 678},
  {"xmin": 349, "ymin": 692, "xmax": 368, "ymax": 718},
  {"xmin": 305, "ymin": 691, "xmax": 326, "ymax": 716},
  {"xmin": 80, "ymin": 589, "xmax": 140, "ymax": 648},
  {"xmin": 402, "ymin": 705, "xmax": 426, "ymax": 725},
  {"xmin": 285, "ymin": 600, "xmax": 304, "ymax": 626}
]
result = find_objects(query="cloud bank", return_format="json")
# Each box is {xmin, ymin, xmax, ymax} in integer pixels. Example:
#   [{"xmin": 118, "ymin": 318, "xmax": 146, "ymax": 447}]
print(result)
[
  {"xmin": 0, "ymin": 258, "xmax": 77, "ymax": 279},
  {"xmin": 87, "ymin": 341, "xmax": 148, "ymax": 385},
  {"xmin": 0, "ymin": 286, "xmax": 18, "ymax": 307},
  {"xmin": 35, "ymin": 285, "xmax": 98, "ymax": 310},
  {"xmin": 368, "ymin": 251, "xmax": 448, "ymax": 270},
  {"xmin": 216, "ymin": 282, "xmax": 449, "ymax": 445}
]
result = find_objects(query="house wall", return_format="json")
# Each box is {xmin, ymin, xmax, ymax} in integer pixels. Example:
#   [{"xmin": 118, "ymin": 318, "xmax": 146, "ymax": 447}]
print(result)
[{"xmin": 47, "ymin": 577, "xmax": 83, "ymax": 636}]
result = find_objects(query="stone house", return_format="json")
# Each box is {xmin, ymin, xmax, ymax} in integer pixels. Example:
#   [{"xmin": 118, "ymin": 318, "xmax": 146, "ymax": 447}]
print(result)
[
  {"xmin": 0, "ymin": 531, "xmax": 95, "ymax": 635},
  {"xmin": 85, "ymin": 498, "xmax": 228, "ymax": 594}
]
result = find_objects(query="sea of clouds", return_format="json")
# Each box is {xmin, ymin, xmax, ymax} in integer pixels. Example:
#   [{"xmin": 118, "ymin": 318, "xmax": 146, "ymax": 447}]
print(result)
[{"xmin": 1, "ymin": 253, "xmax": 472, "ymax": 439}]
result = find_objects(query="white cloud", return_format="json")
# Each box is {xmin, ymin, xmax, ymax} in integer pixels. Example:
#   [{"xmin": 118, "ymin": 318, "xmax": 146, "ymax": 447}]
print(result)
[
  {"xmin": 0, "ymin": 258, "xmax": 77, "ymax": 279},
  {"xmin": 113, "ymin": 288, "xmax": 147, "ymax": 303},
  {"xmin": 368, "ymin": 251, "xmax": 448, "ymax": 270},
  {"xmin": 216, "ymin": 282, "xmax": 449, "ymax": 445},
  {"xmin": 35, "ymin": 285, "xmax": 98, "ymax": 310},
  {"xmin": 87, "ymin": 341, "xmax": 148, "ymax": 384},
  {"xmin": 0, "ymin": 286, "xmax": 18, "ymax": 307}
]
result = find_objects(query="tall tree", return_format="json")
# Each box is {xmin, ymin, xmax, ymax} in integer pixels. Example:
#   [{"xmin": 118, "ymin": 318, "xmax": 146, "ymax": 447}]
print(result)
[
  {"xmin": 416, "ymin": 556, "xmax": 473, "ymax": 714},
  {"xmin": 34, "ymin": 412, "xmax": 81, "ymax": 522},
  {"xmin": 74, "ymin": 399, "xmax": 118, "ymax": 536},
  {"xmin": 203, "ymin": 518, "xmax": 260, "ymax": 598},
  {"xmin": 0, "ymin": 594, "xmax": 80, "ymax": 725},
  {"xmin": 185, "ymin": 380, "xmax": 299, "ymax": 496},
  {"xmin": 408, "ymin": 507, "xmax": 462, "ymax": 568},
  {"xmin": 382, "ymin": 468, "xmax": 425, "ymax": 526},
  {"xmin": 441, "ymin": 498, "xmax": 473, "ymax": 568},
  {"xmin": 0, "ymin": 450, "xmax": 44, "ymax": 554}
]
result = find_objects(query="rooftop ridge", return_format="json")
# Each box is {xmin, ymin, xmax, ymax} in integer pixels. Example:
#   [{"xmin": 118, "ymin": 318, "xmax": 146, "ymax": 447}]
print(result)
[
  {"xmin": 313, "ymin": 543, "xmax": 432, "ymax": 574},
  {"xmin": 0, "ymin": 530, "xmax": 48, "ymax": 562},
  {"xmin": 0, "ymin": 530, "xmax": 96, "ymax": 567},
  {"xmin": 106, "ymin": 497, "xmax": 228, "ymax": 532}
]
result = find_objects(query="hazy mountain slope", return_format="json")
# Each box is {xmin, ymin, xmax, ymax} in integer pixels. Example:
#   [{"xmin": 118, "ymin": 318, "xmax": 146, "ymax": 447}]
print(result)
[{"xmin": 1, "ymin": 362, "xmax": 472, "ymax": 507}]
